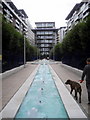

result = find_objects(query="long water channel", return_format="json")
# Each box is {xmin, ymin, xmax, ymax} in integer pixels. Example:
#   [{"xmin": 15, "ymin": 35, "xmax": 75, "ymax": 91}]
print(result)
[{"xmin": 15, "ymin": 60, "xmax": 69, "ymax": 118}]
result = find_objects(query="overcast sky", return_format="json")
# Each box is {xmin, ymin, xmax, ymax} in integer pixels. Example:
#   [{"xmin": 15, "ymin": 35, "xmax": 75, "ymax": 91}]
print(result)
[{"xmin": 12, "ymin": 0, "xmax": 82, "ymax": 28}]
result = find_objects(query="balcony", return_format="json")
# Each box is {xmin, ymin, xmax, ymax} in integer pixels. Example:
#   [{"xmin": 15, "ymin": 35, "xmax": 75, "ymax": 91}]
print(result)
[
  {"xmin": 83, "ymin": 3, "xmax": 90, "ymax": 15},
  {"xmin": 16, "ymin": 19, "xmax": 20, "ymax": 24},
  {"xmin": 83, "ymin": 12, "xmax": 89, "ymax": 19},
  {"xmin": 15, "ymin": 24, "xmax": 20, "ymax": 30},
  {"xmin": 10, "ymin": 19, "xmax": 13, "ymax": 23}
]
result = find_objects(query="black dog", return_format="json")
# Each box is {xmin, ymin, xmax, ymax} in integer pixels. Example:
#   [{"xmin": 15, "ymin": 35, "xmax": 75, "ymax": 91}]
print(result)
[{"xmin": 65, "ymin": 79, "xmax": 82, "ymax": 103}]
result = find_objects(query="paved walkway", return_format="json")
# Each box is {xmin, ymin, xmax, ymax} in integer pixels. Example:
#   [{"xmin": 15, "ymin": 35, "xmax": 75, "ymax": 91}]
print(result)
[
  {"xmin": 2, "ymin": 62, "xmax": 38, "ymax": 110},
  {"xmin": 1, "ymin": 60, "xmax": 90, "ymax": 118},
  {"xmin": 50, "ymin": 61, "xmax": 90, "ymax": 118}
]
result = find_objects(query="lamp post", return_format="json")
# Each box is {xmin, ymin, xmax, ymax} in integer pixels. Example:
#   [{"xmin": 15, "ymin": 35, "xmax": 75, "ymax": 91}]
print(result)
[
  {"xmin": 36, "ymin": 43, "xmax": 38, "ymax": 60},
  {"xmin": 37, "ymin": 46, "xmax": 40, "ymax": 60},
  {"xmin": 53, "ymin": 46, "xmax": 54, "ymax": 60},
  {"xmin": 24, "ymin": 32, "xmax": 26, "ymax": 68},
  {"xmin": 52, "ymin": 42, "xmax": 55, "ymax": 60}
]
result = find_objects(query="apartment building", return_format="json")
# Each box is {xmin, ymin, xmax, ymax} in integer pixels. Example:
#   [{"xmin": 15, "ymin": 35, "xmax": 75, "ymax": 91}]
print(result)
[
  {"xmin": 2, "ymin": 0, "xmax": 35, "ymax": 45},
  {"xmin": 26, "ymin": 19, "xmax": 35, "ymax": 45},
  {"xmin": 0, "ymin": 1, "xmax": 2, "ymax": 68},
  {"xmin": 32, "ymin": 22, "xmax": 58, "ymax": 58},
  {"xmin": 57, "ymin": 27, "xmax": 66, "ymax": 43},
  {"xmin": 0, "ymin": 1, "xmax": 3, "ymax": 14},
  {"xmin": 65, "ymin": 1, "xmax": 90, "ymax": 31}
]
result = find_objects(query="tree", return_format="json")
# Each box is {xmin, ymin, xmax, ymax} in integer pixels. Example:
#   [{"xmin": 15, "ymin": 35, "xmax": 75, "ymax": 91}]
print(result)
[
  {"xmin": 54, "ymin": 43, "xmax": 62, "ymax": 60},
  {"xmin": 78, "ymin": 15, "xmax": 90, "ymax": 52},
  {"xmin": 49, "ymin": 48, "xmax": 53, "ymax": 59},
  {"xmin": 2, "ymin": 18, "xmax": 37, "ymax": 71},
  {"xmin": 54, "ymin": 15, "xmax": 90, "ymax": 69}
]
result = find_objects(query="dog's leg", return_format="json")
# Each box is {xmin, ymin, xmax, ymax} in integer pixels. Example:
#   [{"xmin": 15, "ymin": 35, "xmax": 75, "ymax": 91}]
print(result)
[
  {"xmin": 79, "ymin": 91, "xmax": 81, "ymax": 103},
  {"xmin": 75, "ymin": 90, "xmax": 78, "ymax": 100},
  {"xmin": 70, "ymin": 88, "xmax": 73, "ymax": 94}
]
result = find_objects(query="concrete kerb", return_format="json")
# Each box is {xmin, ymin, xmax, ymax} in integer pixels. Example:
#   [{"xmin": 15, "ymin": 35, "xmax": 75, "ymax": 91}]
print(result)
[{"xmin": 49, "ymin": 65, "xmax": 87, "ymax": 118}]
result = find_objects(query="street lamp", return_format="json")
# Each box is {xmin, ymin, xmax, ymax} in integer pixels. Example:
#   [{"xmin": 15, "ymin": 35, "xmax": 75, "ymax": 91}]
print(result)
[
  {"xmin": 37, "ymin": 46, "xmax": 40, "ymax": 60},
  {"xmin": 52, "ymin": 43, "xmax": 55, "ymax": 60},
  {"xmin": 24, "ymin": 32, "xmax": 26, "ymax": 68},
  {"xmin": 37, "ymin": 46, "xmax": 38, "ymax": 60},
  {"xmin": 52, "ymin": 42, "xmax": 55, "ymax": 60}
]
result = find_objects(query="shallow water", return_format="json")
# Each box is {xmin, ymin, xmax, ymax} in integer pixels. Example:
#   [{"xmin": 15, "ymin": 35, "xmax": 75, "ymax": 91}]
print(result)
[{"xmin": 15, "ymin": 60, "xmax": 69, "ymax": 118}]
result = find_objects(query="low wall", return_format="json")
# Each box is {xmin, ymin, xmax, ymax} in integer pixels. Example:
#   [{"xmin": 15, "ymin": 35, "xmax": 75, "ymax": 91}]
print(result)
[
  {"xmin": 2, "ymin": 61, "xmax": 39, "ymax": 79},
  {"xmin": 60, "ymin": 62, "xmax": 83, "ymax": 77},
  {"xmin": 2, "ymin": 61, "xmax": 83, "ymax": 79},
  {"xmin": 2, "ymin": 65, "xmax": 24, "ymax": 79}
]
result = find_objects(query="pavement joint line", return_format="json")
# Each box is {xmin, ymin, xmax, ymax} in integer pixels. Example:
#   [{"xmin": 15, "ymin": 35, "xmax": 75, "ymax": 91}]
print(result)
[
  {"xmin": 49, "ymin": 65, "xmax": 87, "ymax": 118},
  {"xmin": 0, "ymin": 64, "xmax": 40, "ymax": 119}
]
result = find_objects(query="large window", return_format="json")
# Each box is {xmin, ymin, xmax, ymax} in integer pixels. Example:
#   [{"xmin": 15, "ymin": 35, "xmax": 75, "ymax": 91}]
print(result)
[{"xmin": 40, "ymin": 44, "xmax": 44, "ymax": 47}]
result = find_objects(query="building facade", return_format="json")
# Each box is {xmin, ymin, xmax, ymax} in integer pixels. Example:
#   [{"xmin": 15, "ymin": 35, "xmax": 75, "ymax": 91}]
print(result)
[
  {"xmin": 65, "ymin": 1, "xmax": 90, "ymax": 32},
  {"xmin": 2, "ymin": 0, "xmax": 35, "ymax": 45},
  {"xmin": 26, "ymin": 18, "xmax": 35, "ymax": 45},
  {"xmin": 57, "ymin": 27, "xmax": 66, "ymax": 43},
  {"xmin": 33, "ymin": 22, "xmax": 58, "ymax": 58},
  {"xmin": 0, "ymin": 1, "xmax": 3, "ymax": 14}
]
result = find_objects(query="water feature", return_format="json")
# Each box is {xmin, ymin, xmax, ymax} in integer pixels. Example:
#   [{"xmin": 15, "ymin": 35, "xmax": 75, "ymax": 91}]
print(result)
[{"xmin": 15, "ymin": 59, "xmax": 69, "ymax": 118}]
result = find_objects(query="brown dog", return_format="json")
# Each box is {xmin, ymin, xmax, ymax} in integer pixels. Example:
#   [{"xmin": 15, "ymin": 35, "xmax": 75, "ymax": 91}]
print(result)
[{"xmin": 65, "ymin": 79, "xmax": 82, "ymax": 103}]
